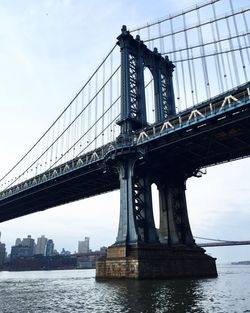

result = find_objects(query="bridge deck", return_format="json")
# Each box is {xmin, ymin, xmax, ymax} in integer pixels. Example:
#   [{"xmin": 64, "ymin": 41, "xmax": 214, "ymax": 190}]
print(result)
[{"xmin": 0, "ymin": 83, "xmax": 249, "ymax": 222}]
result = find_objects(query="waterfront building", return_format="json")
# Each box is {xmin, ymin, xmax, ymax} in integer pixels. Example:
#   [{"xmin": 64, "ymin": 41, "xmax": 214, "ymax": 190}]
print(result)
[
  {"xmin": 46, "ymin": 239, "xmax": 54, "ymax": 256},
  {"xmin": 15, "ymin": 238, "xmax": 22, "ymax": 246},
  {"xmin": 10, "ymin": 235, "xmax": 35, "ymax": 259},
  {"xmin": 78, "ymin": 237, "xmax": 90, "ymax": 254},
  {"xmin": 0, "ymin": 243, "xmax": 6, "ymax": 266},
  {"xmin": 22, "ymin": 235, "xmax": 35, "ymax": 251},
  {"xmin": 60, "ymin": 248, "xmax": 71, "ymax": 255},
  {"xmin": 35, "ymin": 235, "xmax": 48, "ymax": 255},
  {"xmin": 11, "ymin": 245, "xmax": 33, "ymax": 259}
]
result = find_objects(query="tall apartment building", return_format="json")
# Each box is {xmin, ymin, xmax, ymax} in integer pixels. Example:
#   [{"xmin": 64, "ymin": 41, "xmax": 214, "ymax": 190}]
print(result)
[
  {"xmin": 35, "ymin": 235, "xmax": 48, "ymax": 255},
  {"xmin": 15, "ymin": 238, "xmax": 22, "ymax": 246},
  {"xmin": 46, "ymin": 239, "xmax": 54, "ymax": 256},
  {"xmin": 11, "ymin": 235, "xmax": 35, "ymax": 259},
  {"xmin": 78, "ymin": 237, "xmax": 90, "ymax": 254},
  {"xmin": 22, "ymin": 235, "xmax": 35, "ymax": 253},
  {"xmin": 0, "ymin": 243, "xmax": 6, "ymax": 266}
]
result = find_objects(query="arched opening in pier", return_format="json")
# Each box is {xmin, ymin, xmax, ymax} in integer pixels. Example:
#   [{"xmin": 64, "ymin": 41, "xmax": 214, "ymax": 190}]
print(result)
[
  {"xmin": 144, "ymin": 67, "xmax": 156, "ymax": 125},
  {"xmin": 151, "ymin": 183, "xmax": 159, "ymax": 230}
]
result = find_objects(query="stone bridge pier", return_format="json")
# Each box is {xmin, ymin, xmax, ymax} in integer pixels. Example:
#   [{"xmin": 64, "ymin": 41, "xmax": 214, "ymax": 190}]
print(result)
[
  {"xmin": 96, "ymin": 154, "xmax": 217, "ymax": 279},
  {"xmin": 96, "ymin": 26, "xmax": 217, "ymax": 279}
]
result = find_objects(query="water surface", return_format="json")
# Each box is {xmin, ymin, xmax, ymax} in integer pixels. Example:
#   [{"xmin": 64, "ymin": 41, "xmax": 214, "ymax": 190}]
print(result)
[{"xmin": 0, "ymin": 265, "xmax": 249, "ymax": 312}]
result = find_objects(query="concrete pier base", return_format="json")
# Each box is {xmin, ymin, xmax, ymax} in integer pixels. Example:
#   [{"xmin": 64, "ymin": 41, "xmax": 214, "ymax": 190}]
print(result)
[{"xmin": 96, "ymin": 245, "xmax": 217, "ymax": 279}]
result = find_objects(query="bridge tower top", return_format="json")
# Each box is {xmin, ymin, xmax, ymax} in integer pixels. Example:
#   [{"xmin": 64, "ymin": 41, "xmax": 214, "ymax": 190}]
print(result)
[{"xmin": 116, "ymin": 25, "xmax": 176, "ymax": 137}]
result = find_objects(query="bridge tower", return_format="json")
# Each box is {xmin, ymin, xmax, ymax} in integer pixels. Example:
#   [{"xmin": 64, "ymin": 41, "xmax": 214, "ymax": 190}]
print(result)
[{"xmin": 96, "ymin": 26, "xmax": 217, "ymax": 279}]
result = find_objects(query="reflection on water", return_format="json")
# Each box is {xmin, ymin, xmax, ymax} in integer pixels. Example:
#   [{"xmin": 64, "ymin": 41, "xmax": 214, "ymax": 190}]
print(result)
[
  {"xmin": 97, "ymin": 279, "xmax": 207, "ymax": 313},
  {"xmin": 0, "ymin": 265, "xmax": 250, "ymax": 312}
]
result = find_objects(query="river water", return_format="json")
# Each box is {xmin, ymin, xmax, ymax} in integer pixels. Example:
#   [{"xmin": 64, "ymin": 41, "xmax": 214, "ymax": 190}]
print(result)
[{"xmin": 0, "ymin": 264, "xmax": 249, "ymax": 313}]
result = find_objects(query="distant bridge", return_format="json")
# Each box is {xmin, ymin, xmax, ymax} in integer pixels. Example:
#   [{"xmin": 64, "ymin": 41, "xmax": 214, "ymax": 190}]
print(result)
[{"xmin": 198, "ymin": 240, "xmax": 250, "ymax": 247}]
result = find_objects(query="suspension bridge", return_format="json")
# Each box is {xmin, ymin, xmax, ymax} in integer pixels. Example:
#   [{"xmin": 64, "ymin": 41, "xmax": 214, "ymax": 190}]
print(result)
[{"xmin": 0, "ymin": 0, "xmax": 249, "ymax": 278}]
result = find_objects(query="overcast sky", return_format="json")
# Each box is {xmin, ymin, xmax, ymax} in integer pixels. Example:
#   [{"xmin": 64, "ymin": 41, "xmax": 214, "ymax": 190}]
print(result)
[{"xmin": 0, "ymin": 0, "xmax": 249, "ymax": 263}]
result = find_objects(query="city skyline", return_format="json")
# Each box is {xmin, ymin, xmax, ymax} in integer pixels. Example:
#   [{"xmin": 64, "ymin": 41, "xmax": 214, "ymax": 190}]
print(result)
[
  {"xmin": 0, "ymin": 0, "xmax": 249, "ymax": 264},
  {"xmin": 1, "ymin": 233, "xmax": 95, "ymax": 255}
]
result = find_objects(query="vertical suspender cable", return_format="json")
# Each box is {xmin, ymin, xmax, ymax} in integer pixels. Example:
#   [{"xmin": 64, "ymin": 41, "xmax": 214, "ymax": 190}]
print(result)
[
  {"xmin": 158, "ymin": 22, "xmax": 165, "ymax": 54},
  {"xmin": 95, "ymin": 72, "xmax": 98, "ymax": 149},
  {"xmin": 190, "ymin": 48, "xmax": 198, "ymax": 104},
  {"xmin": 226, "ymin": 17, "xmax": 240, "ymax": 86},
  {"xmin": 225, "ymin": 51, "xmax": 234, "ymax": 87},
  {"xmin": 80, "ymin": 89, "xmax": 85, "ymax": 154},
  {"xmin": 243, "ymin": 12, "xmax": 250, "ymax": 47},
  {"xmin": 197, "ymin": 9, "xmax": 211, "ymax": 100},
  {"xmin": 87, "ymin": 80, "xmax": 91, "ymax": 149},
  {"xmin": 212, "ymin": 2, "xmax": 228, "ymax": 92},
  {"xmin": 211, "ymin": 23, "xmax": 224, "ymax": 93},
  {"xmin": 180, "ymin": 50, "xmax": 188, "ymax": 109},
  {"xmin": 242, "ymin": 13, "xmax": 250, "ymax": 66},
  {"xmin": 170, "ymin": 18, "xmax": 181, "ymax": 111},
  {"xmin": 243, "ymin": 35, "xmax": 250, "ymax": 67},
  {"xmin": 50, "ymin": 123, "xmax": 54, "ymax": 167},
  {"xmin": 62, "ymin": 104, "xmax": 66, "ymax": 164},
  {"xmin": 110, "ymin": 53, "xmax": 113, "ymax": 142},
  {"xmin": 147, "ymin": 24, "xmax": 152, "ymax": 51},
  {"xmin": 55, "ymin": 118, "xmax": 60, "ymax": 164},
  {"xmin": 74, "ymin": 97, "xmax": 78, "ymax": 158},
  {"xmin": 102, "ymin": 62, "xmax": 105, "ymax": 146},
  {"xmin": 229, "ymin": 0, "xmax": 248, "ymax": 82},
  {"xmin": 183, "ymin": 13, "xmax": 195, "ymax": 106},
  {"xmin": 68, "ymin": 101, "xmax": 72, "ymax": 162}
]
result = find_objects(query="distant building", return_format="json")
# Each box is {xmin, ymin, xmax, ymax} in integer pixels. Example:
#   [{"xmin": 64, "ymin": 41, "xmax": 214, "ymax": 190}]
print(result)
[
  {"xmin": 15, "ymin": 238, "xmax": 22, "ymax": 246},
  {"xmin": 35, "ymin": 235, "xmax": 47, "ymax": 255},
  {"xmin": 10, "ymin": 235, "xmax": 35, "ymax": 260},
  {"xmin": 0, "ymin": 243, "xmax": 6, "ymax": 266},
  {"xmin": 11, "ymin": 245, "xmax": 33, "ymax": 259},
  {"xmin": 22, "ymin": 235, "xmax": 35, "ymax": 254},
  {"xmin": 100, "ymin": 246, "xmax": 107, "ymax": 253},
  {"xmin": 46, "ymin": 239, "xmax": 54, "ymax": 256},
  {"xmin": 60, "ymin": 248, "xmax": 71, "ymax": 255},
  {"xmin": 78, "ymin": 237, "xmax": 90, "ymax": 254}
]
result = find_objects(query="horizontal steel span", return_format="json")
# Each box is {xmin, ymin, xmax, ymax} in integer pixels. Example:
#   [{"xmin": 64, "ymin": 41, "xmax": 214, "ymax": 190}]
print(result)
[
  {"xmin": 0, "ymin": 82, "xmax": 249, "ymax": 222},
  {"xmin": 198, "ymin": 240, "xmax": 250, "ymax": 247}
]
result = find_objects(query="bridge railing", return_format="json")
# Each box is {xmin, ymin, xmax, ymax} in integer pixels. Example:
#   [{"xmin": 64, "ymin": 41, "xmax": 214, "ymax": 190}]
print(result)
[{"xmin": 135, "ymin": 82, "xmax": 250, "ymax": 144}]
